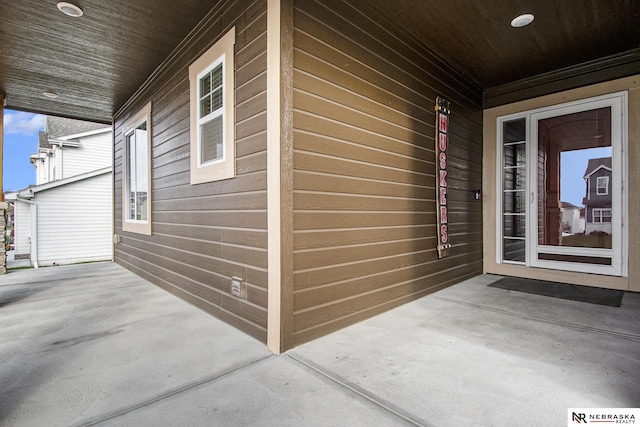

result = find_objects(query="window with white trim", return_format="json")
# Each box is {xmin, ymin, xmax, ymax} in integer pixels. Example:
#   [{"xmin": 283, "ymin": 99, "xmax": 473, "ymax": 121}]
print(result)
[
  {"xmin": 596, "ymin": 176, "xmax": 609, "ymax": 195},
  {"xmin": 189, "ymin": 27, "xmax": 235, "ymax": 184},
  {"xmin": 122, "ymin": 102, "xmax": 152, "ymax": 235},
  {"xmin": 199, "ymin": 62, "xmax": 224, "ymax": 163},
  {"xmin": 593, "ymin": 208, "xmax": 612, "ymax": 223}
]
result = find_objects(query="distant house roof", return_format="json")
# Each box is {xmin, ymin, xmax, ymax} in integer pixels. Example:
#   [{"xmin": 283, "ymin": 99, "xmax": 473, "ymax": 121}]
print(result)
[
  {"xmin": 46, "ymin": 116, "xmax": 107, "ymax": 139},
  {"xmin": 38, "ymin": 116, "xmax": 110, "ymax": 149},
  {"xmin": 583, "ymin": 157, "xmax": 612, "ymax": 179},
  {"xmin": 38, "ymin": 131, "xmax": 51, "ymax": 150},
  {"xmin": 561, "ymin": 201, "xmax": 580, "ymax": 209}
]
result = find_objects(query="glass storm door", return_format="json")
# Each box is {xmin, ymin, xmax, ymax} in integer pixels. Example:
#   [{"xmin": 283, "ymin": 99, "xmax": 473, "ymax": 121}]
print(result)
[{"xmin": 499, "ymin": 93, "xmax": 627, "ymax": 276}]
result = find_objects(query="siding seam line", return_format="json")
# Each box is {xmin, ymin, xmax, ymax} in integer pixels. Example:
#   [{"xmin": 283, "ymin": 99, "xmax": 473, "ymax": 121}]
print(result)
[
  {"xmin": 294, "ymin": 147, "xmax": 432, "ymax": 176},
  {"xmin": 294, "ymin": 89, "xmax": 434, "ymax": 143},
  {"xmin": 295, "ymin": 169, "xmax": 433, "ymax": 188},
  {"xmin": 294, "ymin": 63, "xmax": 436, "ymax": 130},
  {"xmin": 295, "ymin": 5, "xmax": 481, "ymax": 110},
  {"xmin": 294, "ymin": 189, "xmax": 430, "ymax": 202},
  {"xmin": 293, "ymin": 236, "xmax": 437, "ymax": 252},
  {"xmin": 293, "ymin": 252, "xmax": 483, "ymax": 294}
]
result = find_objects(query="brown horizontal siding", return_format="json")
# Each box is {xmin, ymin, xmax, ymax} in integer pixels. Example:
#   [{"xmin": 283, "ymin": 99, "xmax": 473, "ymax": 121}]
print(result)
[
  {"xmin": 294, "ymin": 244, "xmax": 483, "ymax": 318},
  {"xmin": 294, "ymin": 171, "xmax": 434, "ymax": 199},
  {"xmin": 291, "ymin": 0, "xmax": 483, "ymax": 345},
  {"xmin": 293, "ymin": 150, "xmax": 431, "ymax": 186},
  {"xmin": 295, "ymin": 211, "xmax": 437, "ymax": 230},
  {"xmin": 294, "ymin": 240, "xmax": 482, "ymax": 291},
  {"xmin": 113, "ymin": 0, "xmax": 269, "ymax": 343},
  {"xmin": 293, "ymin": 0, "xmax": 482, "ymax": 110}
]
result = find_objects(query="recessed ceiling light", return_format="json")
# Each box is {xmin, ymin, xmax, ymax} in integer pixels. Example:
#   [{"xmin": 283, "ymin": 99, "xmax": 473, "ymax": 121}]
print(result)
[
  {"xmin": 511, "ymin": 13, "xmax": 534, "ymax": 28},
  {"xmin": 57, "ymin": 2, "xmax": 84, "ymax": 17},
  {"xmin": 43, "ymin": 91, "xmax": 59, "ymax": 99}
]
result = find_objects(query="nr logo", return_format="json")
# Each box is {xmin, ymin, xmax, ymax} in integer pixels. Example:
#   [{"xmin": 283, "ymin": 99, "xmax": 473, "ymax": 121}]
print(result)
[{"xmin": 572, "ymin": 412, "xmax": 587, "ymax": 423}]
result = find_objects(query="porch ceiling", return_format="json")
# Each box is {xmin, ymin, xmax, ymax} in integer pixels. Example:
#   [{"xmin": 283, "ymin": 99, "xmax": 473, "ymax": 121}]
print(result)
[
  {"xmin": 1, "ymin": 0, "xmax": 639, "ymax": 123},
  {"xmin": 0, "ymin": 0, "xmax": 216, "ymax": 124},
  {"xmin": 367, "ymin": 0, "xmax": 640, "ymax": 90}
]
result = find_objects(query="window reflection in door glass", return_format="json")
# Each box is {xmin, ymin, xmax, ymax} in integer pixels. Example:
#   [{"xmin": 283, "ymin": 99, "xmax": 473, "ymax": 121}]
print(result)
[{"xmin": 537, "ymin": 107, "xmax": 612, "ymax": 249}]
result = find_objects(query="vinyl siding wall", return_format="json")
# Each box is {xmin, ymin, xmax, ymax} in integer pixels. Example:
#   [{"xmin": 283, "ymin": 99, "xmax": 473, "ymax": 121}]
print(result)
[
  {"xmin": 61, "ymin": 132, "xmax": 112, "ymax": 179},
  {"xmin": 113, "ymin": 0, "xmax": 269, "ymax": 342},
  {"xmin": 13, "ymin": 200, "xmax": 31, "ymax": 256},
  {"xmin": 291, "ymin": 0, "xmax": 484, "ymax": 345},
  {"xmin": 36, "ymin": 172, "xmax": 112, "ymax": 265}
]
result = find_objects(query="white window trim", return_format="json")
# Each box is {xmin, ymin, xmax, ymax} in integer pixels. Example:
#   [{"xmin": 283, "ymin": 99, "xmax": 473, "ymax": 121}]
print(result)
[
  {"xmin": 593, "ymin": 208, "xmax": 612, "ymax": 223},
  {"xmin": 121, "ymin": 102, "xmax": 152, "ymax": 235},
  {"xmin": 189, "ymin": 26, "xmax": 236, "ymax": 184},
  {"xmin": 596, "ymin": 176, "xmax": 609, "ymax": 195}
]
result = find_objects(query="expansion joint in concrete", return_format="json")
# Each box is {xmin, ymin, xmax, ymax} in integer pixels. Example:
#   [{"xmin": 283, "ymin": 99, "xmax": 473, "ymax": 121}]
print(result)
[
  {"xmin": 76, "ymin": 354, "xmax": 275, "ymax": 426},
  {"xmin": 285, "ymin": 353, "xmax": 434, "ymax": 427}
]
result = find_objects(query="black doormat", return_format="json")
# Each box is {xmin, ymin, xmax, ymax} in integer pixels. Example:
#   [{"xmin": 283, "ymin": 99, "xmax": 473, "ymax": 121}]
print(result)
[{"xmin": 488, "ymin": 277, "xmax": 624, "ymax": 307}]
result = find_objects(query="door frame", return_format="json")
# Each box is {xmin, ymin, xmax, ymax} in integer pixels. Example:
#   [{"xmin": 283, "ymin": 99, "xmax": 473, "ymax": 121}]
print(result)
[{"xmin": 495, "ymin": 91, "xmax": 628, "ymax": 277}]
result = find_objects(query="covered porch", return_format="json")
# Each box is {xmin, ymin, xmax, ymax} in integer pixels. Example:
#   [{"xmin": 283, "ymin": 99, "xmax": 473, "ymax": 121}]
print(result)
[{"xmin": 1, "ymin": 263, "xmax": 638, "ymax": 426}]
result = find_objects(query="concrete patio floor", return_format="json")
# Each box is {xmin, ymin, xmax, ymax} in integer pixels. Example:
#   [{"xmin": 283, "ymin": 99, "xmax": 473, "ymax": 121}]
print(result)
[{"xmin": 1, "ymin": 262, "xmax": 639, "ymax": 426}]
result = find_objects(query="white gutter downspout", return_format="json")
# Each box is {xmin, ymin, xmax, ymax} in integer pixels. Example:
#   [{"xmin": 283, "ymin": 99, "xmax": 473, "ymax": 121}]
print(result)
[
  {"xmin": 57, "ymin": 145, "xmax": 62, "ymax": 180},
  {"xmin": 16, "ymin": 196, "xmax": 38, "ymax": 269}
]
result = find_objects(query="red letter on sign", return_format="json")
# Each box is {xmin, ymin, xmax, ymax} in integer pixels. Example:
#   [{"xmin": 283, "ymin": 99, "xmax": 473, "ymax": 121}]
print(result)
[
  {"xmin": 441, "ymin": 225, "xmax": 448, "ymax": 243},
  {"xmin": 439, "ymin": 114, "xmax": 448, "ymax": 133},
  {"xmin": 439, "ymin": 133, "xmax": 447, "ymax": 152},
  {"xmin": 440, "ymin": 206, "xmax": 448, "ymax": 224},
  {"xmin": 440, "ymin": 170, "xmax": 447, "ymax": 187},
  {"xmin": 440, "ymin": 187, "xmax": 447, "ymax": 205},
  {"xmin": 439, "ymin": 152, "xmax": 447, "ymax": 169}
]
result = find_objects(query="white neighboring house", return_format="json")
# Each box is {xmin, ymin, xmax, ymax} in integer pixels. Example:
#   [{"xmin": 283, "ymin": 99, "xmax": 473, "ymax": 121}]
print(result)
[
  {"xmin": 6, "ymin": 117, "xmax": 113, "ymax": 268},
  {"xmin": 560, "ymin": 201, "xmax": 585, "ymax": 236}
]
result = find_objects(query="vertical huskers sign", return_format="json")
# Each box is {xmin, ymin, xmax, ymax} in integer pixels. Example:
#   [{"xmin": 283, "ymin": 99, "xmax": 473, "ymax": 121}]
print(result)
[{"xmin": 435, "ymin": 97, "xmax": 451, "ymax": 258}]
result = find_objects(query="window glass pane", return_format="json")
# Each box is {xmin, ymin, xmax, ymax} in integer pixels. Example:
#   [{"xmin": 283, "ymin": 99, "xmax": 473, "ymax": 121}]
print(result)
[
  {"xmin": 504, "ymin": 143, "xmax": 526, "ymax": 168},
  {"xmin": 200, "ymin": 73, "xmax": 210, "ymax": 102},
  {"xmin": 200, "ymin": 94, "xmax": 211, "ymax": 118},
  {"xmin": 200, "ymin": 115, "xmax": 223, "ymax": 163},
  {"xmin": 538, "ymin": 107, "xmax": 611, "ymax": 248},
  {"xmin": 136, "ymin": 193, "xmax": 147, "ymax": 221},
  {"xmin": 126, "ymin": 133, "xmax": 135, "ymax": 220},
  {"xmin": 503, "ymin": 238, "xmax": 525, "ymax": 262},
  {"xmin": 596, "ymin": 176, "xmax": 608, "ymax": 194},
  {"xmin": 503, "ymin": 119, "xmax": 525, "ymax": 143},
  {"xmin": 503, "ymin": 190, "xmax": 526, "ymax": 215},
  {"xmin": 126, "ymin": 123, "xmax": 148, "ymax": 221},
  {"xmin": 134, "ymin": 127, "xmax": 148, "ymax": 221},
  {"xmin": 502, "ymin": 118, "xmax": 526, "ymax": 263},
  {"xmin": 199, "ymin": 63, "xmax": 223, "ymax": 119},
  {"xmin": 504, "ymin": 164, "xmax": 526, "ymax": 192},
  {"xmin": 211, "ymin": 63, "xmax": 223, "ymax": 89},
  {"xmin": 503, "ymin": 213, "xmax": 526, "ymax": 238},
  {"xmin": 211, "ymin": 87, "xmax": 223, "ymax": 111}
]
